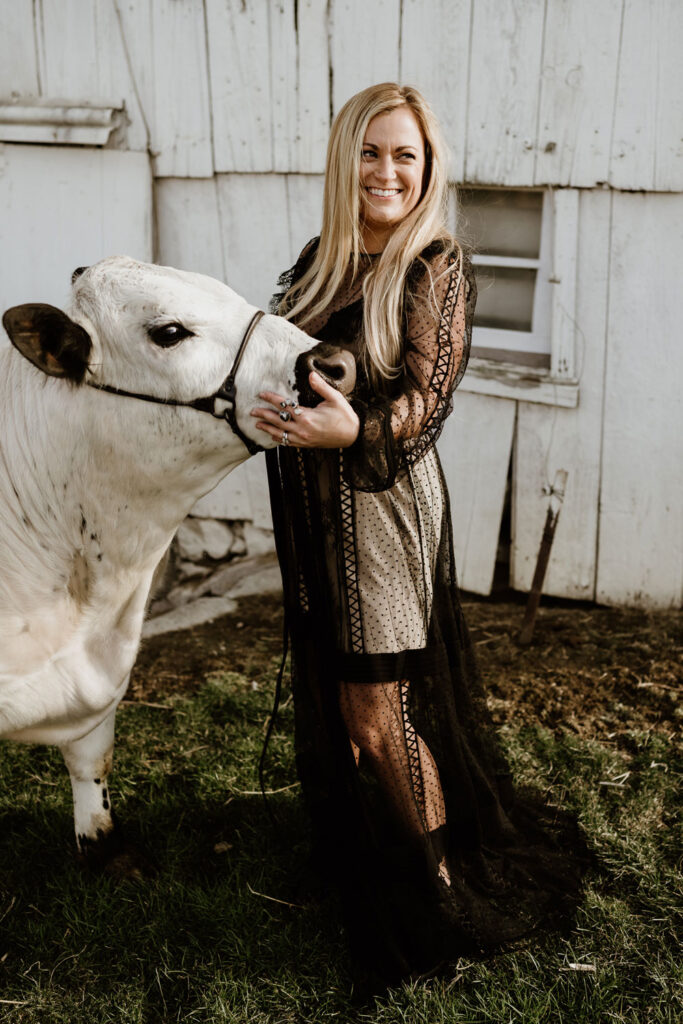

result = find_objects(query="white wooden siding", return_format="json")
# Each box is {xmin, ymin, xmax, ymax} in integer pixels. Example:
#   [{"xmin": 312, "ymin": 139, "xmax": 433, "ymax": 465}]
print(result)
[
  {"xmin": 439, "ymin": 393, "xmax": 516, "ymax": 596},
  {"xmin": 399, "ymin": 0, "xmax": 471, "ymax": 184},
  {"xmin": 0, "ymin": 0, "xmax": 40, "ymax": 96},
  {"xmin": 511, "ymin": 190, "xmax": 611, "ymax": 600},
  {"xmin": 156, "ymin": 173, "xmax": 325, "ymax": 312},
  {"xmin": 155, "ymin": 178, "xmax": 227, "ymax": 282},
  {"xmin": 0, "ymin": 145, "xmax": 151, "ymax": 316},
  {"xmin": 534, "ymin": 0, "xmax": 622, "ymax": 187},
  {"xmin": 465, "ymin": 0, "xmax": 546, "ymax": 185},
  {"xmin": 2, "ymin": 0, "xmax": 682, "ymax": 190},
  {"xmin": 206, "ymin": 0, "xmax": 328, "ymax": 173},
  {"xmin": 596, "ymin": 192, "xmax": 683, "ymax": 608},
  {"xmin": 330, "ymin": 0, "xmax": 401, "ymax": 115},
  {"xmin": 34, "ymin": 0, "xmax": 149, "ymax": 154},
  {"xmin": 115, "ymin": 0, "xmax": 214, "ymax": 177}
]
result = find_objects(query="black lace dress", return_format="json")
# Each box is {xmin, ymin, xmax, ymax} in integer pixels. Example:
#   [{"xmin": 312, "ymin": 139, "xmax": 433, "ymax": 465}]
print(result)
[{"xmin": 265, "ymin": 239, "xmax": 590, "ymax": 984}]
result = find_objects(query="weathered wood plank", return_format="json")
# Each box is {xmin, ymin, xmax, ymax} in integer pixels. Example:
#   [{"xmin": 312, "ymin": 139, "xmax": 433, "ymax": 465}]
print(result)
[
  {"xmin": 0, "ymin": 146, "xmax": 151, "ymax": 316},
  {"xmin": 284, "ymin": 174, "xmax": 326, "ymax": 261},
  {"xmin": 438, "ymin": 393, "xmax": 516, "ymax": 595},
  {"xmin": 155, "ymin": 178, "xmax": 226, "ymax": 282},
  {"xmin": 35, "ymin": 0, "xmax": 148, "ymax": 152},
  {"xmin": 610, "ymin": 0, "xmax": 683, "ymax": 191},
  {"xmin": 466, "ymin": 0, "xmax": 545, "ymax": 185},
  {"xmin": 216, "ymin": 174, "xmax": 291, "ymax": 310},
  {"xmin": 207, "ymin": 0, "xmax": 328, "ymax": 173},
  {"xmin": 652, "ymin": 0, "xmax": 683, "ymax": 190},
  {"xmin": 0, "ymin": 0, "xmax": 40, "ymax": 96},
  {"xmin": 534, "ymin": 0, "xmax": 622, "ymax": 186},
  {"xmin": 511, "ymin": 189, "xmax": 611, "ymax": 600},
  {"xmin": 330, "ymin": 0, "xmax": 401, "ymax": 116},
  {"xmin": 270, "ymin": 0, "xmax": 329, "ymax": 172},
  {"xmin": 399, "ymin": 0, "xmax": 471, "ymax": 183},
  {"xmin": 115, "ymin": 0, "xmax": 213, "ymax": 177},
  {"xmin": 597, "ymin": 192, "xmax": 683, "ymax": 608},
  {"xmin": 206, "ymin": 0, "xmax": 272, "ymax": 171},
  {"xmin": 550, "ymin": 188, "xmax": 579, "ymax": 378}
]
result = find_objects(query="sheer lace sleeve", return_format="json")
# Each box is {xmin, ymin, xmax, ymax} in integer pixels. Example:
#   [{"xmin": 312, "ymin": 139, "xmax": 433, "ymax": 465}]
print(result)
[
  {"xmin": 269, "ymin": 237, "xmax": 320, "ymax": 315},
  {"xmin": 344, "ymin": 247, "xmax": 476, "ymax": 492}
]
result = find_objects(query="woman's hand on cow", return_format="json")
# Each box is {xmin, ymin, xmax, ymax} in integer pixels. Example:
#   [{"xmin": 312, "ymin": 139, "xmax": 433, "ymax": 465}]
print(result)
[{"xmin": 252, "ymin": 371, "xmax": 360, "ymax": 449}]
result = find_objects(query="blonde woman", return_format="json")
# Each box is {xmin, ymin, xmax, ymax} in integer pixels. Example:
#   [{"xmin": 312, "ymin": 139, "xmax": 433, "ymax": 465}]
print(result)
[{"xmin": 253, "ymin": 83, "xmax": 588, "ymax": 985}]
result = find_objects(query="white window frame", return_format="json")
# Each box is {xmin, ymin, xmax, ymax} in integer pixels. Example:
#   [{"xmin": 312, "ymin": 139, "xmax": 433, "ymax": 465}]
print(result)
[{"xmin": 457, "ymin": 187, "xmax": 580, "ymax": 409}]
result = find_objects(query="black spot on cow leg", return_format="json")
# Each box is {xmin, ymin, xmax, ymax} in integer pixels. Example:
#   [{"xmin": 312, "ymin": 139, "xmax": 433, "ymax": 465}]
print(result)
[
  {"xmin": 93, "ymin": 777, "xmax": 101, "ymax": 784},
  {"xmin": 102, "ymin": 787, "xmax": 109, "ymax": 810}
]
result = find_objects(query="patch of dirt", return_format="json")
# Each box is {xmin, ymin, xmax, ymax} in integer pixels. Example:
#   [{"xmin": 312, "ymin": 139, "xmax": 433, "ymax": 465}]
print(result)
[{"xmin": 130, "ymin": 591, "xmax": 681, "ymax": 743}]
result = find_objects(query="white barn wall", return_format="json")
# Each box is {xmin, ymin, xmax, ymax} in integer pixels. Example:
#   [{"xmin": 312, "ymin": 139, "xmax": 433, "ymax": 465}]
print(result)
[
  {"xmin": 0, "ymin": 0, "xmax": 39, "ymax": 96},
  {"xmin": 0, "ymin": 146, "xmax": 152, "ymax": 317},
  {"xmin": 2, "ymin": 1, "xmax": 682, "ymax": 190},
  {"xmin": 399, "ymin": 0, "xmax": 471, "ymax": 184},
  {"xmin": 596, "ymin": 192, "xmax": 683, "ymax": 608},
  {"xmin": 466, "ymin": 0, "xmax": 546, "ymax": 186},
  {"xmin": 440, "ymin": 394, "xmax": 516, "ymax": 596},
  {"xmin": 115, "ymin": 0, "xmax": 214, "ymax": 177},
  {"xmin": 511, "ymin": 189, "xmax": 611, "ymax": 600},
  {"xmin": 533, "ymin": 0, "xmax": 622, "ymax": 187},
  {"xmin": 610, "ymin": 0, "xmax": 683, "ymax": 191}
]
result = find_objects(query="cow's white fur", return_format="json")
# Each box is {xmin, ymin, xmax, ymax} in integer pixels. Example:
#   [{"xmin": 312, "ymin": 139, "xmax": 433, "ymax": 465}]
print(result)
[{"xmin": 0, "ymin": 256, "xmax": 314, "ymax": 866}]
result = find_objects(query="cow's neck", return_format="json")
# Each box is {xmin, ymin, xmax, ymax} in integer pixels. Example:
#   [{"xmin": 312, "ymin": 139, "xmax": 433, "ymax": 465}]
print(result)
[{"xmin": 0, "ymin": 358, "xmax": 247, "ymax": 593}]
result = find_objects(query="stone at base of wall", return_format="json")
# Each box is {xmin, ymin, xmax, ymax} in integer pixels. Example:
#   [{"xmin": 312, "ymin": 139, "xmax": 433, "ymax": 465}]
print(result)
[{"xmin": 146, "ymin": 517, "xmax": 279, "ymax": 635}]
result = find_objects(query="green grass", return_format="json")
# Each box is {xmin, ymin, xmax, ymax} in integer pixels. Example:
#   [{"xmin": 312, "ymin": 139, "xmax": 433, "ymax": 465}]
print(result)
[{"xmin": 0, "ymin": 657, "xmax": 680, "ymax": 1023}]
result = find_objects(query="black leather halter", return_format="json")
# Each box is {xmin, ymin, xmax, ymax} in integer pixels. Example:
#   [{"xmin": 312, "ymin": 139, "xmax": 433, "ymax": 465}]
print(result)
[{"xmin": 88, "ymin": 309, "xmax": 266, "ymax": 456}]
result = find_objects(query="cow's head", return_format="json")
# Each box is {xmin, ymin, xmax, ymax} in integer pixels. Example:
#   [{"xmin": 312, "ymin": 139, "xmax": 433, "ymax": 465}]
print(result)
[{"xmin": 3, "ymin": 257, "xmax": 355, "ymax": 453}]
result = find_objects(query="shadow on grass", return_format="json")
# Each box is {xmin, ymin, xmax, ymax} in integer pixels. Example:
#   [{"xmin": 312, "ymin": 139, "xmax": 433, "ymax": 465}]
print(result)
[{"xmin": 0, "ymin": 787, "xmax": 354, "ymax": 1014}]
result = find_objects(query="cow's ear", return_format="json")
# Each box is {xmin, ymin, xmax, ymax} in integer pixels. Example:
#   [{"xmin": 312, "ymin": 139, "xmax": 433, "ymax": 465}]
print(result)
[{"xmin": 2, "ymin": 303, "xmax": 91, "ymax": 383}]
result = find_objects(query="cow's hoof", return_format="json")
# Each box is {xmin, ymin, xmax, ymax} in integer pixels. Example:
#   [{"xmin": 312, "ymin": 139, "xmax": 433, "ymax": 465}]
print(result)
[{"xmin": 77, "ymin": 828, "xmax": 154, "ymax": 881}]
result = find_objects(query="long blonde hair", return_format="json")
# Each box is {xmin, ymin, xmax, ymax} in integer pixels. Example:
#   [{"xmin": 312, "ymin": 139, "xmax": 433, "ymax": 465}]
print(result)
[{"xmin": 278, "ymin": 82, "xmax": 460, "ymax": 386}]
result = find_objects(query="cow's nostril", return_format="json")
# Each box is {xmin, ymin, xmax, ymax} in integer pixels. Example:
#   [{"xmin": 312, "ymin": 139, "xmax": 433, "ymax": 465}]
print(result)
[
  {"xmin": 306, "ymin": 349, "xmax": 356, "ymax": 396},
  {"xmin": 312, "ymin": 357, "xmax": 344, "ymax": 380},
  {"xmin": 71, "ymin": 266, "xmax": 88, "ymax": 284}
]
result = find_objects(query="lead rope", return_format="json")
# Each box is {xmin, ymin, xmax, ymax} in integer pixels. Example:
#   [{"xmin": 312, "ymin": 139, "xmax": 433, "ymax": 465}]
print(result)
[{"xmin": 258, "ymin": 609, "xmax": 289, "ymax": 827}]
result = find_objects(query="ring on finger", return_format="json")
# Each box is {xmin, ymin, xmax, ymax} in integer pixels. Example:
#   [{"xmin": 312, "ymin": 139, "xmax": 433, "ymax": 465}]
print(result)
[
  {"xmin": 279, "ymin": 410, "xmax": 292, "ymax": 422},
  {"xmin": 281, "ymin": 431, "xmax": 289, "ymax": 446}
]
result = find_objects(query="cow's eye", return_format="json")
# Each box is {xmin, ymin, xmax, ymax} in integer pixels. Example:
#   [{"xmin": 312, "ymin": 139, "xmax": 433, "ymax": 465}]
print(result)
[{"xmin": 147, "ymin": 322, "xmax": 193, "ymax": 348}]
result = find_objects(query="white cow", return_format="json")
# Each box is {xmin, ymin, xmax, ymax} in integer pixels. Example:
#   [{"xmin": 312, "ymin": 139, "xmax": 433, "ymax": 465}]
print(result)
[{"xmin": 0, "ymin": 256, "xmax": 353, "ymax": 875}]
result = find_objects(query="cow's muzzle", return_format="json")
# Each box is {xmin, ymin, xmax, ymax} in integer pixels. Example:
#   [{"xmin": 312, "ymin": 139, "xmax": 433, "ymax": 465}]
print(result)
[{"xmin": 295, "ymin": 342, "xmax": 356, "ymax": 406}]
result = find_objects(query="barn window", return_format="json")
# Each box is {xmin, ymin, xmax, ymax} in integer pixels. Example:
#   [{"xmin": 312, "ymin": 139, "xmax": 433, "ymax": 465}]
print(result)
[{"xmin": 451, "ymin": 186, "xmax": 580, "ymax": 408}]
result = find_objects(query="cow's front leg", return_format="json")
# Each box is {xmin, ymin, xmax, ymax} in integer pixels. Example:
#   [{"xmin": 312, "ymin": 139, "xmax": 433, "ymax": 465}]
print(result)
[{"xmin": 59, "ymin": 703, "xmax": 149, "ymax": 879}]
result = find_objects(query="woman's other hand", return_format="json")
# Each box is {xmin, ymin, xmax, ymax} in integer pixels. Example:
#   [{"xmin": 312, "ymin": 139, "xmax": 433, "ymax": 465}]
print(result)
[{"xmin": 251, "ymin": 371, "xmax": 360, "ymax": 449}]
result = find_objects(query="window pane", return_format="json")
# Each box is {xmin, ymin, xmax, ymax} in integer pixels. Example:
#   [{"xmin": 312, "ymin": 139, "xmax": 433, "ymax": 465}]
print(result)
[
  {"xmin": 459, "ymin": 189, "xmax": 542, "ymax": 259},
  {"xmin": 472, "ymin": 265, "xmax": 536, "ymax": 332}
]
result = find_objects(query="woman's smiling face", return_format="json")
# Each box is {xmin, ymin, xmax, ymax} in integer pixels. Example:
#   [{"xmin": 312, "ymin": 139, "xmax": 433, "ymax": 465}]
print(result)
[{"xmin": 359, "ymin": 105, "xmax": 426, "ymax": 251}]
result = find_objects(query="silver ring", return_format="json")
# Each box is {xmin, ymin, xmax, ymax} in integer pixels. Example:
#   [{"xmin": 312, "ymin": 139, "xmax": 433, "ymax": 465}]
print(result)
[
  {"xmin": 292, "ymin": 405, "xmax": 303, "ymax": 416},
  {"xmin": 279, "ymin": 410, "xmax": 292, "ymax": 422},
  {"xmin": 281, "ymin": 431, "xmax": 289, "ymax": 446}
]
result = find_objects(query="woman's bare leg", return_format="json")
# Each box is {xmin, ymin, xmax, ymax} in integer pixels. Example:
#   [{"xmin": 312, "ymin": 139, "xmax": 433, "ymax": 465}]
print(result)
[{"xmin": 339, "ymin": 679, "xmax": 450, "ymax": 882}]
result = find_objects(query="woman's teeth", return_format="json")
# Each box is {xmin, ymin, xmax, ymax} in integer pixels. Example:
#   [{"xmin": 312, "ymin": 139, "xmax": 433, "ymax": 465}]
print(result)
[{"xmin": 367, "ymin": 187, "xmax": 401, "ymax": 197}]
